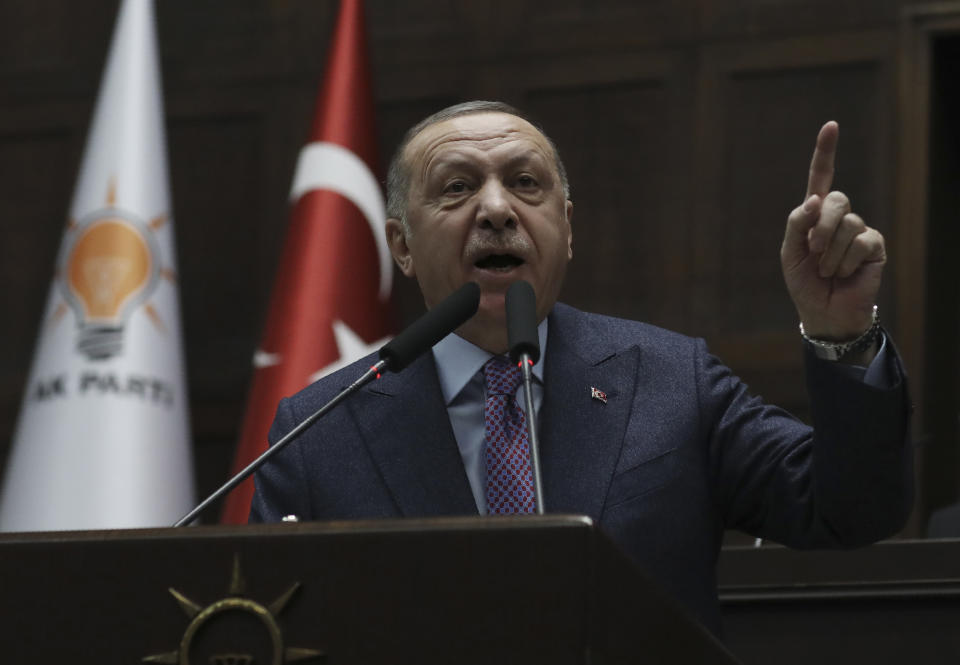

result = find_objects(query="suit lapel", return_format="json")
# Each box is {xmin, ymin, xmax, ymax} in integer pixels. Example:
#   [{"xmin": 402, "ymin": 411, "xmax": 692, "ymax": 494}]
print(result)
[
  {"xmin": 341, "ymin": 304, "xmax": 640, "ymax": 520},
  {"xmin": 540, "ymin": 306, "xmax": 640, "ymax": 521},
  {"xmin": 346, "ymin": 353, "xmax": 479, "ymax": 516}
]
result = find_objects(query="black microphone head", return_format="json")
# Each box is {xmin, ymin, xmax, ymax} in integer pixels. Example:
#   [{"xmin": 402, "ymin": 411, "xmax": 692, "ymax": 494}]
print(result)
[
  {"xmin": 506, "ymin": 280, "xmax": 540, "ymax": 364},
  {"xmin": 379, "ymin": 282, "xmax": 480, "ymax": 372}
]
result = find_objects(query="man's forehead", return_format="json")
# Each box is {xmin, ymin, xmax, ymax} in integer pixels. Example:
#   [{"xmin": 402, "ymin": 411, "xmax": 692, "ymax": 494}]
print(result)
[{"xmin": 404, "ymin": 112, "xmax": 553, "ymax": 169}]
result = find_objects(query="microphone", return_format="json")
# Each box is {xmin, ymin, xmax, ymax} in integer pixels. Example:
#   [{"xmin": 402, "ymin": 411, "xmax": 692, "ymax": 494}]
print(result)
[
  {"xmin": 505, "ymin": 280, "xmax": 545, "ymax": 515},
  {"xmin": 173, "ymin": 282, "xmax": 481, "ymax": 527},
  {"xmin": 380, "ymin": 281, "xmax": 480, "ymax": 371},
  {"xmin": 506, "ymin": 280, "xmax": 540, "ymax": 364}
]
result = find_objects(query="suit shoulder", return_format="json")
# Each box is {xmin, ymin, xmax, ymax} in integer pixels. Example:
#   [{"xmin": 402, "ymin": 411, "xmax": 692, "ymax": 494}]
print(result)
[
  {"xmin": 281, "ymin": 351, "xmax": 381, "ymax": 415},
  {"xmin": 551, "ymin": 302, "xmax": 701, "ymax": 358}
]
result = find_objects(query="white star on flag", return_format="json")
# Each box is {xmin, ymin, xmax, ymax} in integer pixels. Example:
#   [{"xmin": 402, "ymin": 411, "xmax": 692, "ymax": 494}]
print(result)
[{"xmin": 309, "ymin": 320, "xmax": 391, "ymax": 383}]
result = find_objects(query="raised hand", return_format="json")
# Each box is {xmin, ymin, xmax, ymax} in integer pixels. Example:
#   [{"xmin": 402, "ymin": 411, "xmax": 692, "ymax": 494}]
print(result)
[{"xmin": 780, "ymin": 121, "xmax": 884, "ymax": 345}]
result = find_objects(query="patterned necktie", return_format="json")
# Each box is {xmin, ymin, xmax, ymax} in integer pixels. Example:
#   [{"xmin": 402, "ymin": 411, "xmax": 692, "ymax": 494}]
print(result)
[{"xmin": 483, "ymin": 356, "xmax": 536, "ymax": 514}]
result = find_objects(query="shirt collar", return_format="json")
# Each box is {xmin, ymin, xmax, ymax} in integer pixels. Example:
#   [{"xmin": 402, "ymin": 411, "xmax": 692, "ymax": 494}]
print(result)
[{"xmin": 432, "ymin": 318, "xmax": 549, "ymax": 405}]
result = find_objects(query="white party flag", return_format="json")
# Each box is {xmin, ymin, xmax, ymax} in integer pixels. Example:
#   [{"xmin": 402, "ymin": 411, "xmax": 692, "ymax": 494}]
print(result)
[{"xmin": 0, "ymin": 0, "xmax": 194, "ymax": 531}]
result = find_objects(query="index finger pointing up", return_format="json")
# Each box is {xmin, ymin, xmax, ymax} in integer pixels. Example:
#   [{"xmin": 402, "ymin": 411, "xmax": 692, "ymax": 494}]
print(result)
[{"xmin": 806, "ymin": 120, "xmax": 839, "ymax": 199}]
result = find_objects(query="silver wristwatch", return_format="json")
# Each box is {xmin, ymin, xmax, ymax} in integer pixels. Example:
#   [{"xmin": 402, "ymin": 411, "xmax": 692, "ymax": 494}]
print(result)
[{"xmin": 799, "ymin": 305, "xmax": 880, "ymax": 361}]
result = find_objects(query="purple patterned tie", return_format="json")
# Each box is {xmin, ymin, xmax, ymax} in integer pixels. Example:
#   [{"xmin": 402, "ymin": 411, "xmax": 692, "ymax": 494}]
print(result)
[{"xmin": 484, "ymin": 356, "xmax": 536, "ymax": 514}]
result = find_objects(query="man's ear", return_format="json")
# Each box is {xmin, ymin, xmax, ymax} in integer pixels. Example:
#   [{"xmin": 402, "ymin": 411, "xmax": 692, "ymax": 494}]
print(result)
[
  {"xmin": 386, "ymin": 217, "xmax": 416, "ymax": 277},
  {"xmin": 565, "ymin": 200, "xmax": 574, "ymax": 260}
]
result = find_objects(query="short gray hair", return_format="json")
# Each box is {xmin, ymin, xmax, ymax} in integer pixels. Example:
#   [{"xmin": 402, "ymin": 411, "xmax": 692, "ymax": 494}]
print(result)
[{"xmin": 385, "ymin": 100, "xmax": 571, "ymax": 229}]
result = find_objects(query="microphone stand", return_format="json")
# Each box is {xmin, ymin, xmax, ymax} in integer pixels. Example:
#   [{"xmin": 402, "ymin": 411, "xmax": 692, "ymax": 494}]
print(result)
[
  {"xmin": 173, "ymin": 360, "xmax": 386, "ymax": 527},
  {"xmin": 516, "ymin": 354, "xmax": 545, "ymax": 515},
  {"xmin": 173, "ymin": 281, "xmax": 481, "ymax": 528},
  {"xmin": 505, "ymin": 279, "xmax": 546, "ymax": 515}
]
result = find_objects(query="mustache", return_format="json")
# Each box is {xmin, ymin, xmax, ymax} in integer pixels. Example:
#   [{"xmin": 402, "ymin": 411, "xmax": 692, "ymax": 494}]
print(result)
[{"xmin": 464, "ymin": 233, "xmax": 531, "ymax": 261}]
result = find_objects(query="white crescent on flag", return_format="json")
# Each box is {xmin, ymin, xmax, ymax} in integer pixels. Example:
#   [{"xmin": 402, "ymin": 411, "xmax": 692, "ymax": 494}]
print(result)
[{"xmin": 289, "ymin": 141, "xmax": 392, "ymax": 301}]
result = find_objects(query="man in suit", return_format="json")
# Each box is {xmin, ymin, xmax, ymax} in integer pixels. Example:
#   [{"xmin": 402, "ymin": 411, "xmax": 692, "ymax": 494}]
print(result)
[{"xmin": 251, "ymin": 101, "xmax": 912, "ymax": 635}]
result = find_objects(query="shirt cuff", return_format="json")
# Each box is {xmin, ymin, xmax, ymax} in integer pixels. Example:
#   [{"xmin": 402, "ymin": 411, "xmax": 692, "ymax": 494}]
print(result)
[{"xmin": 830, "ymin": 332, "xmax": 892, "ymax": 388}]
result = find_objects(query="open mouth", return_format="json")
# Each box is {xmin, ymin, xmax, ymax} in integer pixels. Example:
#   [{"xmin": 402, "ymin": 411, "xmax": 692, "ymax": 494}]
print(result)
[{"xmin": 474, "ymin": 253, "xmax": 525, "ymax": 271}]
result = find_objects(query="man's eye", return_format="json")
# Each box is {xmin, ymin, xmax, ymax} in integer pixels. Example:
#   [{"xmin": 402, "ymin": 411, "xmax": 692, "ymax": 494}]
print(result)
[
  {"xmin": 444, "ymin": 180, "xmax": 467, "ymax": 194},
  {"xmin": 516, "ymin": 175, "xmax": 538, "ymax": 188}
]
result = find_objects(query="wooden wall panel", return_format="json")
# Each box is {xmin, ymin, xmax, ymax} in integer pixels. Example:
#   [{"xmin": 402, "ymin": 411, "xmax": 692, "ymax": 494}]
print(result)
[
  {"xmin": 719, "ymin": 63, "xmax": 884, "ymax": 332},
  {"xmin": 894, "ymin": 7, "xmax": 960, "ymax": 529},
  {"xmin": 691, "ymin": 33, "xmax": 896, "ymax": 418},
  {"xmin": 0, "ymin": 119, "xmax": 85, "ymax": 470},
  {"xmin": 0, "ymin": 2, "xmax": 113, "ymax": 97},
  {"xmin": 525, "ymin": 73, "xmax": 692, "ymax": 333},
  {"xmin": 701, "ymin": 0, "xmax": 930, "ymax": 37},
  {"xmin": 169, "ymin": 115, "xmax": 263, "ymax": 413}
]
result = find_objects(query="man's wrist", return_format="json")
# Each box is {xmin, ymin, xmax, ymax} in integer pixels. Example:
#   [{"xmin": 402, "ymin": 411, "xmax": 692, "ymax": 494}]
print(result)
[{"xmin": 800, "ymin": 305, "xmax": 880, "ymax": 362}]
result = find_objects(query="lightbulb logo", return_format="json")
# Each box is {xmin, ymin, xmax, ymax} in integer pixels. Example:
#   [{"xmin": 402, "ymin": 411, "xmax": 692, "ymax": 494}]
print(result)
[{"xmin": 55, "ymin": 179, "xmax": 169, "ymax": 360}]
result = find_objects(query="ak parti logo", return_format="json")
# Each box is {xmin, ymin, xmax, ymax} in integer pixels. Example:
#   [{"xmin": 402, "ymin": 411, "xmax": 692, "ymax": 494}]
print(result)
[{"xmin": 53, "ymin": 178, "xmax": 173, "ymax": 360}]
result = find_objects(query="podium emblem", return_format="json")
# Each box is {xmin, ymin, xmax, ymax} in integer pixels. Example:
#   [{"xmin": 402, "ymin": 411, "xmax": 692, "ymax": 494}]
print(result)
[{"xmin": 143, "ymin": 555, "xmax": 324, "ymax": 665}]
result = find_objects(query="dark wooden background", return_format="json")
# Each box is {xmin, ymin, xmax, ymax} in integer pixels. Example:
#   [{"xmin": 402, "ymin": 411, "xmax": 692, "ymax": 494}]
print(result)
[{"xmin": 0, "ymin": 0, "xmax": 957, "ymax": 535}]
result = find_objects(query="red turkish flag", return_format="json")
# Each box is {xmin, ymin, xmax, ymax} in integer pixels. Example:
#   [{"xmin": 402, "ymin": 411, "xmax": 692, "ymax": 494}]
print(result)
[{"xmin": 221, "ymin": 0, "xmax": 394, "ymax": 523}]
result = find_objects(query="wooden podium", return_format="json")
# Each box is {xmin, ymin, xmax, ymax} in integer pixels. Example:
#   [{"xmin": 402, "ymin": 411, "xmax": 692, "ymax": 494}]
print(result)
[{"xmin": 0, "ymin": 515, "xmax": 739, "ymax": 664}]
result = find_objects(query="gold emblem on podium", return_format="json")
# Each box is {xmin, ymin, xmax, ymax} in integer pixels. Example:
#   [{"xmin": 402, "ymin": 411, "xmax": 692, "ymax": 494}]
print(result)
[{"xmin": 143, "ymin": 555, "xmax": 324, "ymax": 665}]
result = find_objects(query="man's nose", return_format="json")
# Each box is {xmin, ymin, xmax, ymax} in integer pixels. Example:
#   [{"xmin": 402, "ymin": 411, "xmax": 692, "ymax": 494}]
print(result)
[{"xmin": 475, "ymin": 180, "xmax": 517, "ymax": 230}]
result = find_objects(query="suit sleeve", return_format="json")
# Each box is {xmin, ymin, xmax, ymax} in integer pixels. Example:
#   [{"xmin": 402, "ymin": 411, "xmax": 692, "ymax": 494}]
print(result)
[
  {"xmin": 705, "ymin": 335, "xmax": 913, "ymax": 547},
  {"xmin": 248, "ymin": 397, "xmax": 314, "ymax": 523}
]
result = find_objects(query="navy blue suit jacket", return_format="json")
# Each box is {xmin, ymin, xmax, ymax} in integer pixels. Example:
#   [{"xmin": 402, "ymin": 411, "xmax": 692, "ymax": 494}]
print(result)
[{"xmin": 251, "ymin": 303, "xmax": 913, "ymax": 634}]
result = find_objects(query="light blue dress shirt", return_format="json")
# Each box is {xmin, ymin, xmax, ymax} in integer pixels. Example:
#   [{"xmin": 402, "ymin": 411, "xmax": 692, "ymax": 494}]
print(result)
[{"xmin": 431, "ymin": 320, "xmax": 549, "ymax": 514}]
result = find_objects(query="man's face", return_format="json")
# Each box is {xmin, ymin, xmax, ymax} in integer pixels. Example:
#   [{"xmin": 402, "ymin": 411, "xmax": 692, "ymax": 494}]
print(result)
[{"xmin": 386, "ymin": 112, "xmax": 573, "ymax": 353}]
